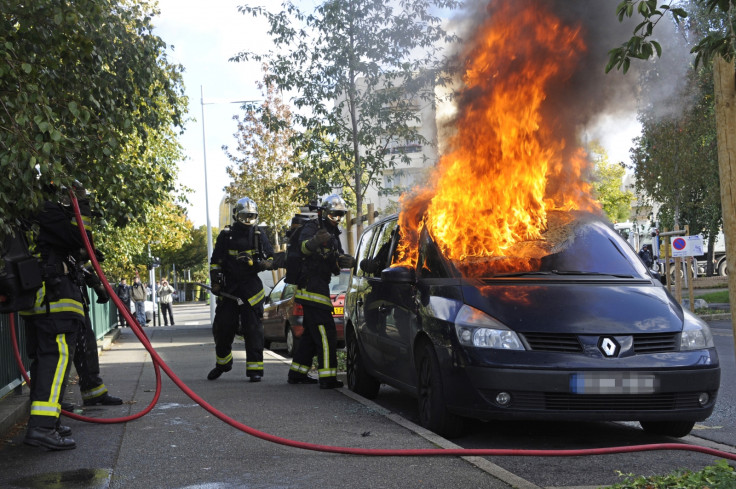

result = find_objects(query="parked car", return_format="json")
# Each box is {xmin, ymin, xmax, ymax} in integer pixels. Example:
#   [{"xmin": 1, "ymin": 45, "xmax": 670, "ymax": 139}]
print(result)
[
  {"xmin": 344, "ymin": 211, "xmax": 720, "ymax": 438},
  {"xmin": 262, "ymin": 270, "xmax": 350, "ymax": 356}
]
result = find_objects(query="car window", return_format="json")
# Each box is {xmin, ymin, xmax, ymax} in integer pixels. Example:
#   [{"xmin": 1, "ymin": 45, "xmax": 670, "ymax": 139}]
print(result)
[
  {"xmin": 283, "ymin": 283, "xmax": 297, "ymax": 300},
  {"xmin": 537, "ymin": 220, "xmax": 647, "ymax": 276},
  {"xmin": 370, "ymin": 219, "xmax": 398, "ymax": 276},
  {"xmin": 419, "ymin": 233, "xmax": 450, "ymax": 279},
  {"xmin": 269, "ymin": 279, "xmax": 286, "ymax": 301},
  {"xmin": 355, "ymin": 223, "xmax": 379, "ymax": 278},
  {"xmin": 456, "ymin": 214, "xmax": 650, "ymax": 278},
  {"xmin": 330, "ymin": 270, "xmax": 351, "ymax": 294}
]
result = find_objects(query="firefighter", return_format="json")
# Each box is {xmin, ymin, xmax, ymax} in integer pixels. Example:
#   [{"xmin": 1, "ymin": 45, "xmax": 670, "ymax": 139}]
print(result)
[
  {"xmin": 207, "ymin": 197, "xmax": 274, "ymax": 382},
  {"xmin": 19, "ymin": 183, "xmax": 93, "ymax": 450},
  {"xmin": 287, "ymin": 194, "xmax": 355, "ymax": 389}
]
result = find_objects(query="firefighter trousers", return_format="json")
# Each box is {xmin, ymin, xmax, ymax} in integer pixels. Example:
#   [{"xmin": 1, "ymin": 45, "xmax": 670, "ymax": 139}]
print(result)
[
  {"xmin": 212, "ymin": 297, "xmax": 264, "ymax": 378},
  {"xmin": 73, "ymin": 313, "xmax": 109, "ymax": 403},
  {"xmin": 289, "ymin": 305, "xmax": 337, "ymax": 384},
  {"xmin": 24, "ymin": 315, "xmax": 80, "ymax": 429}
]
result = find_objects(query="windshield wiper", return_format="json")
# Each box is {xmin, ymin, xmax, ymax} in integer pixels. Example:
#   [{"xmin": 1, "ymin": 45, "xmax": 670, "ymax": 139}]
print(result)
[
  {"xmin": 491, "ymin": 271, "xmax": 553, "ymax": 278},
  {"xmin": 548, "ymin": 270, "xmax": 635, "ymax": 278},
  {"xmin": 492, "ymin": 270, "xmax": 635, "ymax": 279}
]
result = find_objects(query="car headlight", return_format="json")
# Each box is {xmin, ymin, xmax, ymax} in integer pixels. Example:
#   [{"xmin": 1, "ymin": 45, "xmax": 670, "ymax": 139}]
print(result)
[
  {"xmin": 454, "ymin": 304, "xmax": 524, "ymax": 350},
  {"xmin": 680, "ymin": 311, "xmax": 715, "ymax": 350}
]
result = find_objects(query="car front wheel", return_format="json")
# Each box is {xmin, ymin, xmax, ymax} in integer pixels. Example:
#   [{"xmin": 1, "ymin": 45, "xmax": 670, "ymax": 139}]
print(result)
[
  {"xmin": 415, "ymin": 341, "xmax": 464, "ymax": 438},
  {"xmin": 346, "ymin": 331, "xmax": 380, "ymax": 399},
  {"xmin": 639, "ymin": 420, "xmax": 695, "ymax": 438}
]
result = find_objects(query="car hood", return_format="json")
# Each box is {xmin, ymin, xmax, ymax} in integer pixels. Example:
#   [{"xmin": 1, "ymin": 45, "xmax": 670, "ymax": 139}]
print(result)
[{"xmin": 461, "ymin": 280, "xmax": 684, "ymax": 334}]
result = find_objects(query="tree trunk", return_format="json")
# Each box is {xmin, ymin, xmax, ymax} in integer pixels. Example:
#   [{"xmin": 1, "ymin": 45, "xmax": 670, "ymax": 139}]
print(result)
[{"xmin": 712, "ymin": 56, "xmax": 736, "ymax": 352}]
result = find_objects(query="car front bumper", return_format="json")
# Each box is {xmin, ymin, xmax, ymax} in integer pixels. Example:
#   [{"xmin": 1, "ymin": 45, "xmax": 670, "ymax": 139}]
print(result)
[{"xmin": 439, "ymin": 349, "xmax": 721, "ymax": 422}]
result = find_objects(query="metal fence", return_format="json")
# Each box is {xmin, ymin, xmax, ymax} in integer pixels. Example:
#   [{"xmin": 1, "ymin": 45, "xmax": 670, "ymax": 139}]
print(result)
[{"xmin": 0, "ymin": 290, "xmax": 117, "ymax": 399}]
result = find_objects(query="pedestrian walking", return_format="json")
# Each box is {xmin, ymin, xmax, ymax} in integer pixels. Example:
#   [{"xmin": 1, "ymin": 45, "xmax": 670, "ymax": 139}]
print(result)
[{"xmin": 131, "ymin": 276, "xmax": 147, "ymax": 326}]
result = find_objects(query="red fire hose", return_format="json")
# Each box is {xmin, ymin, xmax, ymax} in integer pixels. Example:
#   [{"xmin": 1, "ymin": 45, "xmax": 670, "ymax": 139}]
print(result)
[{"xmin": 9, "ymin": 193, "xmax": 736, "ymax": 461}]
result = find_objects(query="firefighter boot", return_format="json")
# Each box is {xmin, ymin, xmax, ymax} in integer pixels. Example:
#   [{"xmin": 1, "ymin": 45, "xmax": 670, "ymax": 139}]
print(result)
[
  {"xmin": 207, "ymin": 364, "xmax": 232, "ymax": 380},
  {"xmin": 24, "ymin": 426, "xmax": 76, "ymax": 450}
]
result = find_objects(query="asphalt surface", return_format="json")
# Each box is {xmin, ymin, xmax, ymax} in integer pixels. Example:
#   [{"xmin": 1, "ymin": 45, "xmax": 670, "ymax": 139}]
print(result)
[{"xmin": 0, "ymin": 303, "xmax": 517, "ymax": 489}]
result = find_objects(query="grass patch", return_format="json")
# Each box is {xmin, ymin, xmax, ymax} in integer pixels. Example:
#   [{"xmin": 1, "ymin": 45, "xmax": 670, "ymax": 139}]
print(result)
[
  {"xmin": 603, "ymin": 460, "xmax": 735, "ymax": 489},
  {"xmin": 695, "ymin": 290, "xmax": 730, "ymax": 303}
]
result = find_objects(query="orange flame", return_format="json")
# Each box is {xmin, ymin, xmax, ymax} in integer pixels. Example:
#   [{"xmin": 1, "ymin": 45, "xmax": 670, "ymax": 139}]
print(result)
[{"xmin": 396, "ymin": 1, "xmax": 599, "ymax": 274}]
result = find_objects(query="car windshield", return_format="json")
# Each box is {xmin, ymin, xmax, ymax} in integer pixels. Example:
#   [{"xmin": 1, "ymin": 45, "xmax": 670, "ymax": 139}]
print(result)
[{"xmin": 450, "ymin": 211, "xmax": 650, "ymax": 279}]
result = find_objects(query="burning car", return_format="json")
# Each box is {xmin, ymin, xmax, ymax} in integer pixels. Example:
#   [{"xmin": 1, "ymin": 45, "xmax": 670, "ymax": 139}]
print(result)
[{"xmin": 344, "ymin": 211, "xmax": 720, "ymax": 438}]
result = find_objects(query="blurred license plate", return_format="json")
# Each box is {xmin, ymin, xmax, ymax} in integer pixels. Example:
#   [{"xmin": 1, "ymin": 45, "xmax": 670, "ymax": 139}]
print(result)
[
  {"xmin": 570, "ymin": 372, "xmax": 657, "ymax": 394},
  {"xmin": 333, "ymin": 307, "xmax": 344, "ymax": 315}
]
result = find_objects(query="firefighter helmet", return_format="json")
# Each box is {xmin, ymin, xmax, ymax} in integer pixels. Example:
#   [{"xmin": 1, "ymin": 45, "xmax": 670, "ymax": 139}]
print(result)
[
  {"xmin": 232, "ymin": 197, "xmax": 258, "ymax": 226},
  {"xmin": 322, "ymin": 194, "xmax": 347, "ymax": 225}
]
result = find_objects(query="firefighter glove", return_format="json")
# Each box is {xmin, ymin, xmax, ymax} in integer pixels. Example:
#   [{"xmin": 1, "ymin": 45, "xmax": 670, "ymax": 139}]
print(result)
[
  {"xmin": 237, "ymin": 251, "xmax": 254, "ymax": 266},
  {"xmin": 211, "ymin": 282, "xmax": 221, "ymax": 295},
  {"xmin": 307, "ymin": 228, "xmax": 332, "ymax": 252},
  {"xmin": 272, "ymin": 252, "xmax": 286, "ymax": 269},
  {"xmin": 95, "ymin": 285, "xmax": 110, "ymax": 303},
  {"xmin": 338, "ymin": 254, "xmax": 356, "ymax": 269},
  {"xmin": 257, "ymin": 258, "xmax": 274, "ymax": 271}
]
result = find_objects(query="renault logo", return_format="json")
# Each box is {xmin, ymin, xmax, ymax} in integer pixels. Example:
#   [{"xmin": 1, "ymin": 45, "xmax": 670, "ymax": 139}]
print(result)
[{"xmin": 599, "ymin": 337, "xmax": 620, "ymax": 357}]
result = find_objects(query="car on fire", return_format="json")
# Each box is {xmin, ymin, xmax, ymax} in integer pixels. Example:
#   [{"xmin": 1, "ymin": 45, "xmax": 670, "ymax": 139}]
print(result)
[
  {"xmin": 344, "ymin": 211, "xmax": 720, "ymax": 438},
  {"xmin": 262, "ymin": 270, "xmax": 349, "ymax": 356}
]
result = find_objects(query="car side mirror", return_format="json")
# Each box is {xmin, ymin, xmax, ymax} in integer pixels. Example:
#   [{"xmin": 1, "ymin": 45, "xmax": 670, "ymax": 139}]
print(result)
[
  {"xmin": 651, "ymin": 270, "xmax": 666, "ymax": 285},
  {"xmin": 381, "ymin": 266, "xmax": 416, "ymax": 284}
]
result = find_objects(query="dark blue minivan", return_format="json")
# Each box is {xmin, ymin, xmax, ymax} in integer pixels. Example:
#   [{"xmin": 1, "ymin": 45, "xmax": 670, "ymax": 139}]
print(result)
[{"xmin": 344, "ymin": 211, "xmax": 720, "ymax": 438}]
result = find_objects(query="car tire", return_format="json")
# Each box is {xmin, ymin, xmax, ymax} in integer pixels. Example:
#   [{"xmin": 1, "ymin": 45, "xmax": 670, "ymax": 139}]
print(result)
[
  {"xmin": 639, "ymin": 420, "xmax": 695, "ymax": 438},
  {"xmin": 346, "ymin": 331, "xmax": 380, "ymax": 399},
  {"xmin": 286, "ymin": 325, "xmax": 299, "ymax": 357},
  {"xmin": 718, "ymin": 258, "xmax": 728, "ymax": 276},
  {"xmin": 415, "ymin": 341, "xmax": 464, "ymax": 438}
]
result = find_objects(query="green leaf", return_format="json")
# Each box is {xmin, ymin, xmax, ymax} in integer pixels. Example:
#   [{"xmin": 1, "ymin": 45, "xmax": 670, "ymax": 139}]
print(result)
[{"xmin": 21, "ymin": 63, "xmax": 32, "ymax": 73}]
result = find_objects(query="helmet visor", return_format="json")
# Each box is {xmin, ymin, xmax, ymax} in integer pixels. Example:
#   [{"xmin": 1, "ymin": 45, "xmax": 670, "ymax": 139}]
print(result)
[
  {"xmin": 238, "ymin": 212, "xmax": 258, "ymax": 225},
  {"xmin": 326, "ymin": 210, "xmax": 346, "ymax": 224}
]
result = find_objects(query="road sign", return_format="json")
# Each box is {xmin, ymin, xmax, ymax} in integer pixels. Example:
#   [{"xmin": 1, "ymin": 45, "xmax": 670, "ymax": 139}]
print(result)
[{"xmin": 671, "ymin": 235, "xmax": 704, "ymax": 257}]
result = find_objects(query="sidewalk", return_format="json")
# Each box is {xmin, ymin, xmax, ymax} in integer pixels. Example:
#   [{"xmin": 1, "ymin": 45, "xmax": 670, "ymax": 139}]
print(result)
[{"xmin": 0, "ymin": 303, "xmax": 519, "ymax": 489}]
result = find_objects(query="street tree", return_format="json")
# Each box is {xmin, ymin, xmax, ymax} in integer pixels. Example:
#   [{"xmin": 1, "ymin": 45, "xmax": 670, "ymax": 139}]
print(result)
[
  {"xmin": 151, "ymin": 224, "xmax": 212, "ymax": 285},
  {"xmin": 223, "ymin": 64, "xmax": 301, "ymax": 248},
  {"xmin": 0, "ymin": 0, "xmax": 187, "ymax": 236},
  {"xmin": 232, "ymin": 0, "xmax": 459, "ymax": 236},
  {"xmin": 589, "ymin": 143, "xmax": 635, "ymax": 223},
  {"xmin": 607, "ymin": 0, "xmax": 736, "ymax": 347},
  {"xmin": 631, "ymin": 65, "xmax": 722, "ymax": 273},
  {"xmin": 95, "ymin": 200, "xmax": 191, "ymax": 280}
]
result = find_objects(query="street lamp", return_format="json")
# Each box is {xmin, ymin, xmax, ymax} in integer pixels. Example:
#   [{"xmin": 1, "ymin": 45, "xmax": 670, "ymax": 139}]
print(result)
[{"xmin": 200, "ymin": 86, "xmax": 261, "ymax": 323}]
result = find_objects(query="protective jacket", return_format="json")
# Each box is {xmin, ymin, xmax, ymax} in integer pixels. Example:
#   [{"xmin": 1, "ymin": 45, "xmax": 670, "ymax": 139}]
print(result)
[
  {"xmin": 210, "ymin": 223, "xmax": 273, "ymax": 307},
  {"xmin": 20, "ymin": 200, "xmax": 93, "ymax": 320},
  {"xmin": 295, "ymin": 218, "xmax": 342, "ymax": 311}
]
